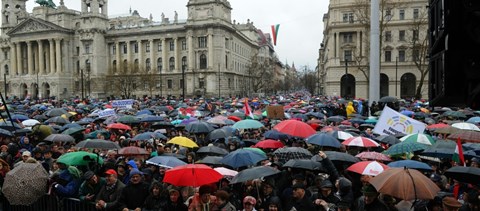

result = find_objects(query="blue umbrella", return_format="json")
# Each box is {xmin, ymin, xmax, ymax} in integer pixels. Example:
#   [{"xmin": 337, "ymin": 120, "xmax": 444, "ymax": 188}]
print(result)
[
  {"xmin": 139, "ymin": 115, "xmax": 165, "ymax": 123},
  {"xmin": 400, "ymin": 110, "xmax": 414, "ymax": 117},
  {"xmin": 467, "ymin": 117, "xmax": 480, "ymax": 124},
  {"xmin": 146, "ymin": 156, "xmax": 187, "ymax": 168},
  {"xmin": 306, "ymin": 133, "xmax": 342, "ymax": 148},
  {"xmin": 220, "ymin": 149, "xmax": 267, "ymax": 168},
  {"xmin": 132, "ymin": 132, "xmax": 167, "ymax": 141},
  {"xmin": 136, "ymin": 109, "xmax": 153, "ymax": 116},
  {"xmin": 60, "ymin": 123, "xmax": 82, "ymax": 132},
  {"xmin": 11, "ymin": 114, "xmax": 29, "ymax": 122},
  {"xmin": 387, "ymin": 160, "xmax": 432, "ymax": 171},
  {"xmin": 264, "ymin": 130, "xmax": 290, "ymax": 140}
]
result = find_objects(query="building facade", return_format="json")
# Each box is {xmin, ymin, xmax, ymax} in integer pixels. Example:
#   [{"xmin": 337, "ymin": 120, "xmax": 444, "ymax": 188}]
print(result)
[
  {"xmin": 0, "ymin": 0, "xmax": 277, "ymax": 100},
  {"xmin": 318, "ymin": 0, "xmax": 429, "ymax": 100}
]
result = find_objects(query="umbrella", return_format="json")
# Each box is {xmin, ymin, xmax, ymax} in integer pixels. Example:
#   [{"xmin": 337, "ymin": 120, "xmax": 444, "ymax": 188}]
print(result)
[
  {"xmin": 107, "ymin": 123, "xmax": 132, "ymax": 130},
  {"xmin": 214, "ymin": 167, "xmax": 238, "ymax": 177},
  {"xmin": 378, "ymin": 96, "xmax": 398, "ymax": 103},
  {"xmin": 146, "ymin": 156, "xmax": 187, "ymax": 168},
  {"xmin": 132, "ymin": 132, "xmax": 167, "ymax": 141},
  {"xmin": 57, "ymin": 151, "xmax": 104, "ymax": 166},
  {"xmin": 230, "ymin": 166, "xmax": 281, "ymax": 184},
  {"xmin": 387, "ymin": 160, "xmax": 432, "ymax": 171},
  {"xmin": 185, "ymin": 121, "xmax": 215, "ymax": 134},
  {"xmin": 355, "ymin": 151, "xmax": 391, "ymax": 161},
  {"xmin": 369, "ymin": 168, "xmax": 440, "ymax": 200},
  {"xmin": 45, "ymin": 116, "xmax": 70, "ymax": 125},
  {"xmin": 167, "ymin": 136, "xmax": 199, "ymax": 148},
  {"xmin": 328, "ymin": 130, "xmax": 354, "ymax": 140},
  {"xmin": 163, "ymin": 164, "xmax": 222, "ymax": 187},
  {"xmin": 347, "ymin": 161, "xmax": 389, "ymax": 176},
  {"xmin": 220, "ymin": 149, "xmax": 267, "ymax": 168},
  {"xmin": 0, "ymin": 128, "xmax": 14, "ymax": 137},
  {"xmin": 374, "ymin": 135, "xmax": 401, "ymax": 145},
  {"xmin": 447, "ymin": 130, "xmax": 480, "ymax": 143},
  {"xmin": 311, "ymin": 151, "xmax": 359, "ymax": 164},
  {"xmin": 44, "ymin": 108, "xmax": 67, "ymax": 117},
  {"xmin": 452, "ymin": 122, "xmax": 480, "ymax": 131},
  {"xmin": 207, "ymin": 116, "xmax": 229, "ymax": 125},
  {"xmin": 273, "ymin": 120, "xmax": 316, "ymax": 138},
  {"xmin": 43, "ymin": 134, "xmax": 75, "ymax": 143},
  {"xmin": 61, "ymin": 127, "xmax": 86, "ymax": 136},
  {"xmin": 327, "ymin": 116, "xmax": 345, "ymax": 123},
  {"xmin": 197, "ymin": 156, "xmax": 224, "ymax": 165},
  {"xmin": 0, "ymin": 121, "xmax": 22, "ymax": 131},
  {"xmin": 151, "ymin": 121, "xmax": 175, "ymax": 129},
  {"xmin": 383, "ymin": 141, "xmax": 429, "ymax": 156},
  {"xmin": 306, "ymin": 133, "xmax": 342, "ymax": 148},
  {"xmin": 283, "ymin": 159, "xmax": 323, "ymax": 171},
  {"xmin": 434, "ymin": 126, "xmax": 461, "ymax": 134},
  {"xmin": 254, "ymin": 139, "xmax": 285, "ymax": 149},
  {"xmin": 342, "ymin": 137, "xmax": 380, "ymax": 148},
  {"xmin": 467, "ymin": 117, "xmax": 480, "ymax": 124},
  {"xmin": 232, "ymin": 119, "xmax": 264, "ymax": 129},
  {"xmin": 206, "ymin": 128, "xmax": 233, "ymax": 141},
  {"xmin": 119, "ymin": 146, "xmax": 149, "ymax": 156},
  {"xmin": 444, "ymin": 166, "xmax": 480, "ymax": 185},
  {"xmin": 400, "ymin": 133, "xmax": 435, "ymax": 145},
  {"xmin": 273, "ymin": 147, "xmax": 313, "ymax": 162},
  {"xmin": 264, "ymin": 130, "xmax": 290, "ymax": 140},
  {"xmin": 197, "ymin": 145, "xmax": 229, "ymax": 156},
  {"xmin": 22, "ymin": 119, "xmax": 41, "ymax": 127},
  {"xmin": 3, "ymin": 163, "xmax": 49, "ymax": 205},
  {"xmin": 11, "ymin": 114, "xmax": 29, "ymax": 121},
  {"xmin": 420, "ymin": 140, "xmax": 457, "ymax": 158},
  {"xmin": 139, "ymin": 115, "xmax": 165, "ymax": 123},
  {"xmin": 116, "ymin": 115, "xmax": 140, "ymax": 124},
  {"xmin": 75, "ymin": 139, "xmax": 121, "ymax": 150}
]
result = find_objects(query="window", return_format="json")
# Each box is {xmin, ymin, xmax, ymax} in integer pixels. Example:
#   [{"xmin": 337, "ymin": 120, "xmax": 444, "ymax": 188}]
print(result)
[
  {"xmin": 181, "ymin": 56, "xmax": 187, "ymax": 71},
  {"xmin": 385, "ymin": 31, "xmax": 392, "ymax": 42},
  {"xmin": 112, "ymin": 45, "xmax": 116, "ymax": 54},
  {"xmin": 123, "ymin": 44, "xmax": 127, "ymax": 54},
  {"xmin": 146, "ymin": 58, "xmax": 151, "ymax": 72},
  {"xmin": 169, "ymin": 40, "xmax": 174, "ymax": 51},
  {"xmin": 385, "ymin": 50, "xmax": 392, "ymax": 62},
  {"xmin": 123, "ymin": 59, "xmax": 128, "ymax": 72},
  {"xmin": 344, "ymin": 50, "xmax": 352, "ymax": 62},
  {"xmin": 399, "ymin": 30, "xmax": 405, "ymax": 41},
  {"xmin": 398, "ymin": 50, "xmax": 406, "ymax": 62},
  {"xmin": 198, "ymin": 37, "xmax": 207, "ymax": 48},
  {"xmin": 199, "ymin": 78, "xmax": 205, "ymax": 88},
  {"xmin": 146, "ymin": 42, "xmax": 150, "ymax": 52},
  {"xmin": 169, "ymin": 57, "xmax": 175, "ymax": 71},
  {"xmin": 167, "ymin": 79, "xmax": 173, "ymax": 89},
  {"xmin": 412, "ymin": 49, "xmax": 420, "ymax": 62},
  {"xmin": 158, "ymin": 42, "xmax": 162, "ymax": 52},
  {"xmin": 181, "ymin": 40, "xmax": 187, "ymax": 50},
  {"xmin": 386, "ymin": 9, "xmax": 392, "ymax": 21},
  {"xmin": 343, "ymin": 33, "xmax": 353, "ymax": 43},
  {"xmin": 200, "ymin": 54, "xmax": 207, "ymax": 69},
  {"xmin": 134, "ymin": 59, "xmax": 139, "ymax": 71},
  {"xmin": 157, "ymin": 58, "xmax": 162, "ymax": 72},
  {"xmin": 112, "ymin": 60, "xmax": 116, "ymax": 71},
  {"xmin": 399, "ymin": 9, "xmax": 405, "ymax": 20},
  {"xmin": 342, "ymin": 13, "xmax": 354, "ymax": 23},
  {"xmin": 349, "ymin": 13, "xmax": 354, "ymax": 23},
  {"xmin": 134, "ymin": 42, "xmax": 138, "ymax": 53},
  {"xmin": 85, "ymin": 44, "xmax": 90, "ymax": 54},
  {"xmin": 413, "ymin": 8, "xmax": 419, "ymax": 19},
  {"xmin": 412, "ymin": 30, "xmax": 419, "ymax": 41},
  {"xmin": 180, "ymin": 79, "xmax": 184, "ymax": 89}
]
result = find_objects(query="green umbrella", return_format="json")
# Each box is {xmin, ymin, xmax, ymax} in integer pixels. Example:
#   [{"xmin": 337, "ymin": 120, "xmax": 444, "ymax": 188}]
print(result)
[
  {"xmin": 57, "ymin": 151, "xmax": 104, "ymax": 166},
  {"xmin": 383, "ymin": 141, "xmax": 428, "ymax": 156},
  {"xmin": 244, "ymin": 147, "xmax": 266, "ymax": 156},
  {"xmin": 400, "ymin": 133, "xmax": 435, "ymax": 146},
  {"xmin": 232, "ymin": 119, "xmax": 264, "ymax": 129},
  {"xmin": 61, "ymin": 127, "xmax": 86, "ymax": 135},
  {"xmin": 117, "ymin": 115, "xmax": 140, "ymax": 124}
]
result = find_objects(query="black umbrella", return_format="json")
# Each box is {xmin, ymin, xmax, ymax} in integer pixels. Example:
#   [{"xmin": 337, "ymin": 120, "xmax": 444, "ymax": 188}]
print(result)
[
  {"xmin": 444, "ymin": 166, "xmax": 480, "ymax": 185},
  {"xmin": 312, "ymin": 151, "xmax": 359, "ymax": 163},
  {"xmin": 185, "ymin": 121, "xmax": 215, "ymax": 134},
  {"xmin": 206, "ymin": 128, "xmax": 233, "ymax": 141},
  {"xmin": 61, "ymin": 127, "xmax": 86, "ymax": 135},
  {"xmin": 378, "ymin": 96, "xmax": 398, "ymax": 103},
  {"xmin": 264, "ymin": 130, "xmax": 290, "ymax": 140},
  {"xmin": 230, "ymin": 166, "xmax": 281, "ymax": 184},
  {"xmin": 420, "ymin": 140, "xmax": 456, "ymax": 158},
  {"xmin": 306, "ymin": 133, "xmax": 342, "ymax": 148},
  {"xmin": 3, "ymin": 163, "xmax": 49, "ymax": 205},
  {"xmin": 197, "ymin": 145, "xmax": 229, "ymax": 156},
  {"xmin": 45, "ymin": 116, "xmax": 71, "ymax": 125},
  {"xmin": 374, "ymin": 135, "xmax": 401, "ymax": 145},
  {"xmin": 283, "ymin": 159, "xmax": 324, "ymax": 171},
  {"xmin": 196, "ymin": 156, "xmax": 224, "ymax": 166},
  {"xmin": 44, "ymin": 134, "xmax": 75, "ymax": 143},
  {"xmin": 0, "ymin": 121, "xmax": 22, "ymax": 131},
  {"xmin": 273, "ymin": 147, "xmax": 312, "ymax": 162},
  {"xmin": 44, "ymin": 108, "xmax": 68, "ymax": 117},
  {"xmin": 0, "ymin": 128, "xmax": 14, "ymax": 137},
  {"xmin": 75, "ymin": 139, "xmax": 121, "ymax": 150},
  {"xmin": 151, "ymin": 121, "xmax": 175, "ymax": 129}
]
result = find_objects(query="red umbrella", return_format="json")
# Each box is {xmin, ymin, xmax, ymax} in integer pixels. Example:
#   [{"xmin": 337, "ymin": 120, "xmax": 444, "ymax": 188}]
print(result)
[
  {"xmin": 426, "ymin": 123, "xmax": 449, "ymax": 130},
  {"xmin": 347, "ymin": 161, "xmax": 389, "ymax": 176},
  {"xmin": 342, "ymin": 136, "xmax": 380, "ymax": 147},
  {"xmin": 355, "ymin": 151, "xmax": 391, "ymax": 162},
  {"xmin": 163, "ymin": 164, "xmax": 222, "ymax": 187},
  {"xmin": 447, "ymin": 130, "xmax": 480, "ymax": 143},
  {"xmin": 119, "ymin": 146, "xmax": 149, "ymax": 156},
  {"xmin": 107, "ymin": 123, "xmax": 132, "ymax": 130},
  {"xmin": 254, "ymin": 139, "xmax": 285, "ymax": 149},
  {"xmin": 228, "ymin": 115, "xmax": 242, "ymax": 122},
  {"xmin": 273, "ymin": 119, "xmax": 316, "ymax": 138}
]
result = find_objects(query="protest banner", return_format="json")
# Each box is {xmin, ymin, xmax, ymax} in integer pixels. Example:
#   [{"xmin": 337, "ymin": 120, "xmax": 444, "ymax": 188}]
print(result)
[{"xmin": 373, "ymin": 106, "xmax": 426, "ymax": 136}]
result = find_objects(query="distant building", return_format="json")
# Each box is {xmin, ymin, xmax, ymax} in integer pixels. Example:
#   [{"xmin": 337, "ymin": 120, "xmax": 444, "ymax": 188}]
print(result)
[{"xmin": 0, "ymin": 0, "xmax": 278, "ymax": 100}]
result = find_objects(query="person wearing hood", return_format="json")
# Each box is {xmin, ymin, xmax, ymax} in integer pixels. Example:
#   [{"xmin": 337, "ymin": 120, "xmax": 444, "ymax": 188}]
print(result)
[
  {"xmin": 354, "ymin": 185, "xmax": 388, "ymax": 211},
  {"xmin": 118, "ymin": 169, "xmax": 150, "ymax": 211},
  {"xmin": 19, "ymin": 136, "xmax": 34, "ymax": 152},
  {"xmin": 346, "ymin": 101, "xmax": 356, "ymax": 119},
  {"xmin": 122, "ymin": 159, "xmax": 138, "ymax": 185},
  {"xmin": 51, "ymin": 162, "xmax": 82, "ymax": 198},
  {"xmin": 335, "ymin": 177, "xmax": 354, "ymax": 206}
]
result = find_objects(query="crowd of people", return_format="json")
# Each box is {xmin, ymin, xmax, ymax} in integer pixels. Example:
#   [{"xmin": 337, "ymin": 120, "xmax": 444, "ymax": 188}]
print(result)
[{"xmin": 0, "ymin": 94, "xmax": 478, "ymax": 211}]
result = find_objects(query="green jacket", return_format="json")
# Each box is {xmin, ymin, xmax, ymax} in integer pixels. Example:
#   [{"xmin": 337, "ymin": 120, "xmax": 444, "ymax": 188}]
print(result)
[{"xmin": 79, "ymin": 177, "xmax": 106, "ymax": 201}]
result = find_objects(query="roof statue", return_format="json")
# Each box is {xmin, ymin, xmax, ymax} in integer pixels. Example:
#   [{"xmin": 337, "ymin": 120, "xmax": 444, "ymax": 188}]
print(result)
[{"xmin": 35, "ymin": 0, "xmax": 56, "ymax": 9}]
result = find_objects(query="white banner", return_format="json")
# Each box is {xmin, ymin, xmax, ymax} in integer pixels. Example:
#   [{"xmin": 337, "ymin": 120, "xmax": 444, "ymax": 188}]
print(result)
[
  {"xmin": 373, "ymin": 106, "xmax": 426, "ymax": 136},
  {"xmin": 98, "ymin": 109, "xmax": 116, "ymax": 118},
  {"xmin": 111, "ymin": 99, "xmax": 134, "ymax": 108}
]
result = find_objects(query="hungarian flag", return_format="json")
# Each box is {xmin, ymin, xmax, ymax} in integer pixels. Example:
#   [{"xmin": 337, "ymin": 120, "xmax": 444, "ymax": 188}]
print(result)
[
  {"xmin": 243, "ymin": 98, "xmax": 254, "ymax": 119},
  {"xmin": 271, "ymin": 24, "xmax": 280, "ymax": 46},
  {"xmin": 453, "ymin": 137, "xmax": 465, "ymax": 166}
]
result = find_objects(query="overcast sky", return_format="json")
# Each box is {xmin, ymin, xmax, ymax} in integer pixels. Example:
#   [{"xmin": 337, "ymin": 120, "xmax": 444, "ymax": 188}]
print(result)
[{"xmin": 26, "ymin": 0, "xmax": 329, "ymax": 70}]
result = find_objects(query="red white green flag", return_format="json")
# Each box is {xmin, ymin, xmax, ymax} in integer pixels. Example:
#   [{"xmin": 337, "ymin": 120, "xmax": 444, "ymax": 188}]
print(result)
[
  {"xmin": 453, "ymin": 137, "xmax": 465, "ymax": 166},
  {"xmin": 271, "ymin": 24, "xmax": 280, "ymax": 46}
]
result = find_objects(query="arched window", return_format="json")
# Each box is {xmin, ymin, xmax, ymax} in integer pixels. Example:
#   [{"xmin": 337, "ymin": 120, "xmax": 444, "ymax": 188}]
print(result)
[
  {"xmin": 200, "ymin": 54, "xmax": 207, "ymax": 69},
  {"xmin": 380, "ymin": 73, "xmax": 389, "ymax": 97},
  {"xmin": 341, "ymin": 74, "xmax": 355, "ymax": 99},
  {"xmin": 134, "ymin": 59, "xmax": 139, "ymax": 72},
  {"xmin": 112, "ymin": 60, "xmax": 117, "ymax": 72},
  {"xmin": 157, "ymin": 58, "xmax": 162, "ymax": 72},
  {"xmin": 169, "ymin": 57, "xmax": 175, "ymax": 71},
  {"xmin": 181, "ymin": 56, "xmax": 187, "ymax": 71},
  {"xmin": 400, "ymin": 73, "xmax": 416, "ymax": 98},
  {"xmin": 123, "ymin": 59, "xmax": 128, "ymax": 72},
  {"xmin": 145, "ymin": 58, "xmax": 151, "ymax": 72}
]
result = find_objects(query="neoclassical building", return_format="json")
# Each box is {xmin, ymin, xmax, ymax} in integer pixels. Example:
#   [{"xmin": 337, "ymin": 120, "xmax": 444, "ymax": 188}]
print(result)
[
  {"xmin": 0, "ymin": 0, "xmax": 277, "ymax": 100},
  {"xmin": 318, "ymin": 0, "xmax": 429, "ymax": 99}
]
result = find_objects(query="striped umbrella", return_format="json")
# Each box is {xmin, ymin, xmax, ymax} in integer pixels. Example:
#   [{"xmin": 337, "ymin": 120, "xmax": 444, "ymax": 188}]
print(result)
[{"xmin": 342, "ymin": 137, "xmax": 380, "ymax": 147}]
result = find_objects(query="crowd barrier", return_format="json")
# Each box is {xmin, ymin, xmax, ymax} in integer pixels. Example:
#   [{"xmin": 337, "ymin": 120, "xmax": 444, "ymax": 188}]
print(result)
[{"xmin": 8, "ymin": 194, "xmax": 96, "ymax": 211}]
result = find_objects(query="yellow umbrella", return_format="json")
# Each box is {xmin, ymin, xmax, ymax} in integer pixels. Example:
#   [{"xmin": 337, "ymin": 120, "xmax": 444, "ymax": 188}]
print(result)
[{"xmin": 167, "ymin": 136, "xmax": 199, "ymax": 148}]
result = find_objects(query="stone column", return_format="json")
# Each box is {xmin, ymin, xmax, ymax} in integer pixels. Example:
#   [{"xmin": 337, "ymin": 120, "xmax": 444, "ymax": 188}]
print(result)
[
  {"xmin": 27, "ymin": 41, "xmax": 34, "ymax": 75},
  {"xmin": 187, "ymin": 35, "xmax": 194, "ymax": 70},
  {"xmin": 55, "ymin": 39, "xmax": 62, "ymax": 73},
  {"xmin": 49, "ymin": 39, "xmax": 55, "ymax": 74},
  {"xmin": 115, "ymin": 42, "xmax": 120, "ymax": 73},
  {"xmin": 10, "ymin": 43, "xmax": 16, "ymax": 76},
  {"xmin": 38, "ymin": 40, "xmax": 45, "ymax": 74},
  {"xmin": 126, "ymin": 41, "xmax": 131, "ymax": 73},
  {"xmin": 208, "ymin": 34, "xmax": 213, "ymax": 69},
  {"xmin": 16, "ymin": 42, "xmax": 22, "ymax": 75},
  {"xmin": 149, "ymin": 39, "xmax": 155, "ymax": 72},
  {"xmin": 174, "ymin": 38, "xmax": 179, "ymax": 71},
  {"xmin": 138, "ymin": 40, "xmax": 143, "ymax": 71},
  {"xmin": 161, "ymin": 39, "xmax": 167, "ymax": 71}
]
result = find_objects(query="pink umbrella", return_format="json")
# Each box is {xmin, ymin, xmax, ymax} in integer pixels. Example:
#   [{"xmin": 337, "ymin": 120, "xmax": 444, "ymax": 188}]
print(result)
[
  {"xmin": 347, "ymin": 161, "xmax": 389, "ymax": 176},
  {"xmin": 342, "ymin": 136, "xmax": 380, "ymax": 147},
  {"xmin": 214, "ymin": 167, "xmax": 238, "ymax": 177},
  {"xmin": 355, "ymin": 151, "xmax": 392, "ymax": 162}
]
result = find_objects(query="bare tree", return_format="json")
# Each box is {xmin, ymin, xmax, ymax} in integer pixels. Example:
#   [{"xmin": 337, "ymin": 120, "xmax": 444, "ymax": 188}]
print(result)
[
  {"xmin": 246, "ymin": 52, "xmax": 275, "ymax": 94},
  {"xmin": 406, "ymin": 9, "xmax": 429, "ymax": 99},
  {"xmin": 139, "ymin": 68, "xmax": 158, "ymax": 98},
  {"xmin": 105, "ymin": 62, "xmax": 138, "ymax": 99}
]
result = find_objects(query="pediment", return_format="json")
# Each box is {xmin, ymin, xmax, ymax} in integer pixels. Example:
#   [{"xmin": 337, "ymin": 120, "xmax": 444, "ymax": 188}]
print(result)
[{"xmin": 7, "ymin": 17, "xmax": 74, "ymax": 36}]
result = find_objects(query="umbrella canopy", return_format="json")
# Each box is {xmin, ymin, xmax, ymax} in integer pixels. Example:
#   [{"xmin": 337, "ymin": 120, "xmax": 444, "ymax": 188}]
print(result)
[
  {"xmin": 311, "ymin": 151, "xmax": 359, "ymax": 164},
  {"xmin": 467, "ymin": 117, "xmax": 480, "ymax": 124},
  {"xmin": 306, "ymin": 133, "xmax": 342, "ymax": 148},
  {"xmin": 44, "ymin": 108, "xmax": 68, "ymax": 117},
  {"xmin": 434, "ymin": 126, "xmax": 461, "ymax": 134},
  {"xmin": 444, "ymin": 166, "xmax": 480, "ymax": 185},
  {"xmin": 139, "ymin": 115, "xmax": 165, "ymax": 123},
  {"xmin": 167, "ymin": 136, "xmax": 199, "ymax": 148},
  {"xmin": 283, "ymin": 159, "xmax": 323, "ymax": 171},
  {"xmin": 328, "ymin": 130, "xmax": 354, "ymax": 140},
  {"xmin": 220, "ymin": 149, "xmax": 267, "ymax": 168},
  {"xmin": 132, "ymin": 132, "xmax": 167, "ymax": 141},
  {"xmin": 232, "ymin": 119, "xmax": 264, "ymax": 129},
  {"xmin": 196, "ymin": 156, "xmax": 224, "ymax": 166},
  {"xmin": 185, "ymin": 121, "xmax": 215, "ymax": 134},
  {"xmin": 75, "ymin": 139, "xmax": 121, "ymax": 150},
  {"xmin": 45, "ymin": 116, "xmax": 71, "ymax": 125},
  {"xmin": 383, "ymin": 141, "xmax": 429, "ymax": 156},
  {"xmin": 57, "ymin": 151, "xmax": 104, "ymax": 166},
  {"xmin": 273, "ymin": 120, "xmax": 316, "ymax": 138},
  {"xmin": 116, "ymin": 115, "xmax": 140, "ymax": 124},
  {"xmin": 347, "ymin": 161, "xmax": 389, "ymax": 176},
  {"xmin": 22, "ymin": 119, "xmax": 41, "ymax": 127},
  {"xmin": 374, "ymin": 135, "xmax": 401, "ymax": 145},
  {"xmin": 230, "ymin": 166, "xmax": 281, "ymax": 184},
  {"xmin": 448, "ymin": 130, "xmax": 480, "ymax": 143},
  {"xmin": 43, "ymin": 134, "xmax": 75, "ymax": 143},
  {"xmin": 355, "ymin": 151, "xmax": 391, "ymax": 161},
  {"xmin": 61, "ymin": 127, "xmax": 86, "ymax": 135},
  {"xmin": 452, "ymin": 122, "xmax": 480, "ymax": 131},
  {"xmin": 387, "ymin": 160, "xmax": 432, "ymax": 171},
  {"xmin": 400, "ymin": 133, "xmax": 435, "ymax": 145},
  {"xmin": 163, "ymin": 164, "xmax": 222, "ymax": 187},
  {"xmin": 119, "ymin": 146, "xmax": 149, "ymax": 156},
  {"xmin": 206, "ymin": 128, "xmax": 233, "ymax": 141},
  {"xmin": 214, "ymin": 167, "xmax": 238, "ymax": 177},
  {"xmin": 0, "ymin": 128, "xmax": 14, "ymax": 137},
  {"xmin": 197, "ymin": 145, "xmax": 229, "ymax": 156},
  {"xmin": 342, "ymin": 137, "xmax": 380, "ymax": 148},
  {"xmin": 378, "ymin": 96, "xmax": 398, "ymax": 103},
  {"xmin": 369, "ymin": 168, "xmax": 440, "ymax": 200},
  {"xmin": 420, "ymin": 140, "xmax": 457, "ymax": 158},
  {"xmin": 273, "ymin": 147, "xmax": 313, "ymax": 162},
  {"xmin": 146, "ymin": 156, "xmax": 187, "ymax": 168},
  {"xmin": 264, "ymin": 130, "xmax": 290, "ymax": 140},
  {"xmin": 254, "ymin": 139, "xmax": 285, "ymax": 149},
  {"xmin": 3, "ymin": 163, "xmax": 49, "ymax": 205},
  {"xmin": 107, "ymin": 123, "xmax": 132, "ymax": 130}
]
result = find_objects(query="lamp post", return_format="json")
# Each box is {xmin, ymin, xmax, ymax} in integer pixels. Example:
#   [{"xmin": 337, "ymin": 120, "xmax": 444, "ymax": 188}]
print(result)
[
  {"xmin": 182, "ymin": 64, "xmax": 185, "ymax": 100},
  {"xmin": 3, "ymin": 70, "xmax": 7, "ymax": 98},
  {"xmin": 395, "ymin": 57, "xmax": 398, "ymax": 97},
  {"xmin": 80, "ymin": 69, "xmax": 84, "ymax": 99},
  {"xmin": 159, "ymin": 68, "xmax": 162, "ymax": 98},
  {"xmin": 218, "ymin": 63, "xmax": 221, "ymax": 98},
  {"xmin": 36, "ymin": 70, "xmax": 39, "ymax": 100},
  {"xmin": 345, "ymin": 58, "xmax": 349, "ymax": 99}
]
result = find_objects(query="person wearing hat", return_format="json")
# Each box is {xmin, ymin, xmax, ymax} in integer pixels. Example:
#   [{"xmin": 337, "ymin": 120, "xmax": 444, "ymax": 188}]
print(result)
[
  {"xmin": 79, "ymin": 171, "xmax": 106, "ymax": 202},
  {"xmin": 242, "ymin": 196, "xmax": 257, "ymax": 211},
  {"xmin": 164, "ymin": 186, "xmax": 188, "ymax": 211},
  {"xmin": 313, "ymin": 179, "xmax": 340, "ymax": 211},
  {"xmin": 259, "ymin": 180, "xmax": 277, "ymax": 210},
  {"xmin": 189, "ymin": 185, "xmax": 216, "ymax": 211},
  {"xmin": 471, "ymin": 157, "xmax": 479, "ymax": 168},
  {"xmin": 354, "ymin": 184, "xmax": 388, "ymax": 211},
  {"xmin": 118, "ymin": 169, "xmax": 150, "ymax": 211},
  {"xmin": 442, "ymin": 196, "xmax": 462, "ymax": 211},
  {"xmin": 287, "ymin": 183, "xmax": 315, "ymax": 211},
  {"xmin": 143, "ymin": 181, "xmax": 168, "ymax": 211},
  {"xmin": 95, "ymin": 169, "xmax": 125, "ymax": 211}
]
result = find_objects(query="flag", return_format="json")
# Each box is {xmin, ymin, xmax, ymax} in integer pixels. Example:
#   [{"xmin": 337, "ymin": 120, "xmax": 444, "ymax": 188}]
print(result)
[
  {"xmin": 243, "ymin": 98, "xmax": 254, "ymax": 119},
  {"xmin": 271, "ymin": 24, "xmax": 280, "ymax": 46},
  {"xmin": 453, "ymin": 137, "xmax": 465, "ymax": 166}
]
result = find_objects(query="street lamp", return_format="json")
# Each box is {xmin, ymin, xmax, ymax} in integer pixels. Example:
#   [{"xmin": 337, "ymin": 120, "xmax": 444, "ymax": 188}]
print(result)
[
  {"xmin": 80, "ymin": 69, "xmax": 84, "ymax": 99},
  {"xmin": 395, "ymin": 57, "xmax": 398, "ymax": 97},
  {"xmin": 182, "ymin": 64, "xmax": 185, "ymax": 100},
  {"xmin": 218, "ymin": 63, "xmax": 221, "ymax": 98},
  {"xmin": 3, "ymin": 70, "xmax": 7, "ymax": 98},
  {"xmin": 159, "ymin": 68, "xmax": 162, "ymax": 98},
  {"xmin": 345, "ymin": 58, "xmax": 349, "ymax": 99}
]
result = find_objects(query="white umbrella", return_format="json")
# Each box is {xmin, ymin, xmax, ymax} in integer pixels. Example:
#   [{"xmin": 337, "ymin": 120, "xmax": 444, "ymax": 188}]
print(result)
[
  {"xmin": 452, "ymin": 122, "xmax": 480, "ymax": 131},
  {"xmin": 22, "ymin": 119, "xmax": 40, "ymax": 127}
]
